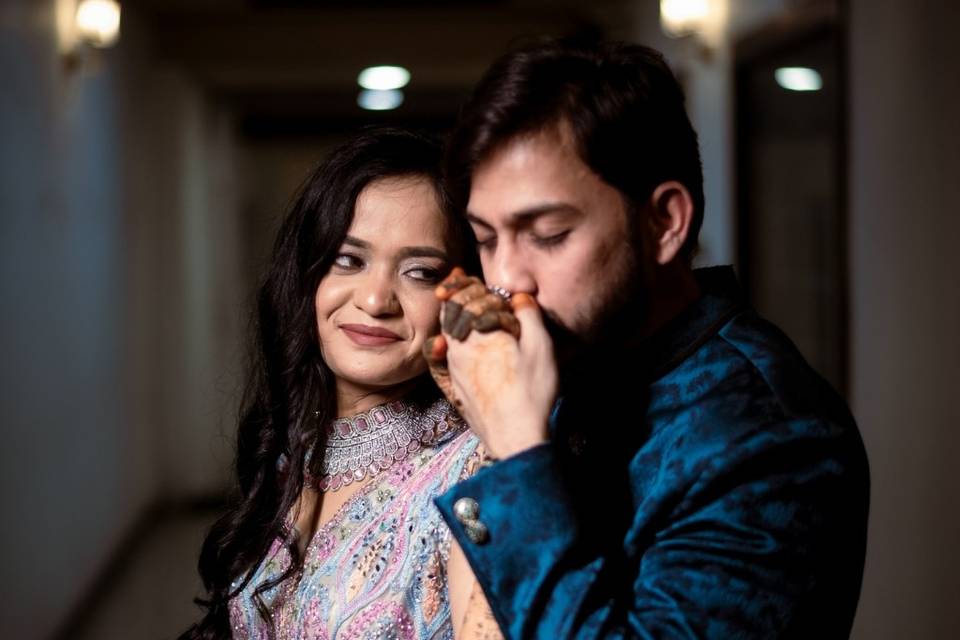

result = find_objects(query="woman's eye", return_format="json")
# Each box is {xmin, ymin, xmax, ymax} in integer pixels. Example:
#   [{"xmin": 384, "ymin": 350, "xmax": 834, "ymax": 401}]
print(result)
[
  {"xmin": 334, "ymin": 254, "xmax": 362, "ymax": 270},
  {"xmin": 405, "ymin": 266, "xmax": 443, "ymax": 284}
]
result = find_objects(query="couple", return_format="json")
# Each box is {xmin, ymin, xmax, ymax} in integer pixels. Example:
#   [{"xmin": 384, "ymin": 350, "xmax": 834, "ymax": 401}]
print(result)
[{"xmin": 184, "ymin": 38, "xmax": 869, "ymax": 640}]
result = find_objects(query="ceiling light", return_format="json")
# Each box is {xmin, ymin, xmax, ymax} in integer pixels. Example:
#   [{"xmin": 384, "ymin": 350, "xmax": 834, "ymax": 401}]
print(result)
[
  {"xmin": 775, "ymin": 67, "xmax": 823, "ymax": 92},
  {"xmin": 357, "ymin": 89, "xmax": 404, "ymax": 111},
  {"xmin": 357, "ymin": 66, "xmax": 410, "ymax": 91}
]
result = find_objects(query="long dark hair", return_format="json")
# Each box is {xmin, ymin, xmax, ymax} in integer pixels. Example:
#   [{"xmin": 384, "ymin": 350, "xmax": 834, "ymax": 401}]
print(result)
[{"xmin": 181, "ymin": 127, "xmax": 475, "ymax": 639}]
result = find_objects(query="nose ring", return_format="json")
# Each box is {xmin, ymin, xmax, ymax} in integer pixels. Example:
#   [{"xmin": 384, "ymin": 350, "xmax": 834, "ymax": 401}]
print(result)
[{"xmin": 487, "ymin": 285, "xmax": 512, "ymax": 302}]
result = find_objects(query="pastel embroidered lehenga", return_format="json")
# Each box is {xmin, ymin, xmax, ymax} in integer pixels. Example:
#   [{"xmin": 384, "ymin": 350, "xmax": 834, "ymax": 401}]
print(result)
[{"xmin": 229, "ymin": 393, "xmax": 484, "ymax": 640}]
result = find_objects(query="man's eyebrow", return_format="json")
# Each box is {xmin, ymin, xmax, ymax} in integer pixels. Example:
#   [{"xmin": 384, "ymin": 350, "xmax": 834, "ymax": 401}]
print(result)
[{"xmin": 466, "ymin": 203, "xmax": 581, "ymax": 228}]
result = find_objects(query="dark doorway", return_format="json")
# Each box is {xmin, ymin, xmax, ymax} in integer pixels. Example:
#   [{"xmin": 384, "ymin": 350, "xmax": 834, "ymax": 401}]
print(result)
[{"xmin": 735, "ymin": 5, "xmax": 847, "ymax": 393}]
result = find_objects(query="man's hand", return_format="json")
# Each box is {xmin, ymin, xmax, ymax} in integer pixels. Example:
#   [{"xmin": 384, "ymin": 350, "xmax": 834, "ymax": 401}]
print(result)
[{"xmin": 423, "ymin": 268, "xmax": 557, "ymax": 460}]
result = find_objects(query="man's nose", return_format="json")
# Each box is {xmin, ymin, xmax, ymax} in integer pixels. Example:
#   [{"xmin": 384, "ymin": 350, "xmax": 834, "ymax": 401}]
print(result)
[
  {"xmin": 354, "ymin": 270, "xmax": 401, "ymax": 316},
  {"xmin": 487, "ymin": 245, "xmax": 537, "ymax": 296}
]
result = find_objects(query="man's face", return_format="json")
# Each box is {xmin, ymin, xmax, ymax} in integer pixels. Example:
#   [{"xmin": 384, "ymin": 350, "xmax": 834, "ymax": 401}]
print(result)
[{"xmin": 466, "ymin": 124, "xmax": 647, "ymax": 356}]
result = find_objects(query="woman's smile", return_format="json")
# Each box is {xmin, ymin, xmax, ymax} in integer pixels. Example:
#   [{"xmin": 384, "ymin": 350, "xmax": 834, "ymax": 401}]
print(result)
[{"xmin": 339, "ymin": 323, "xmax": 404, "ymax": 347}]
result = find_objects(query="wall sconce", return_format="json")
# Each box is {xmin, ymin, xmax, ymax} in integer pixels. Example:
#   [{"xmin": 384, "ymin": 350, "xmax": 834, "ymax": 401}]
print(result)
[
  {"xmin": 660, "ymin": 0, "xmax": 711, "ymax": 37},
  {"xmin": 75, "ymin": 0, "xmax": 122, "ymax": 48},
  {"xmin": 57, "ymin": 0, "xmax": 121, "ymax": 65},
  {"xmin": 659, "ymin": 0, "xmax": 726, "ymax": 56}
]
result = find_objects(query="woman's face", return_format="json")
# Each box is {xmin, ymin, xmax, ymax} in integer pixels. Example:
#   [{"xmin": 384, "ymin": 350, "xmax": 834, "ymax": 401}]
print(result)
[{"xmin": 315, "ymin": 176, "xmax": 451, "ymax": 404}]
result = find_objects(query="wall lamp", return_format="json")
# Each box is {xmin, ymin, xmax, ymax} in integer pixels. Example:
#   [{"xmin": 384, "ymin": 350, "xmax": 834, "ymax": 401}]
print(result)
[
  {"xmin": 659, "ymin": 0, "xmax": 727, "ymax": 57},
  {"xmin": 57, "ymin": 0, "xmax": 121, "ymax": 65}
]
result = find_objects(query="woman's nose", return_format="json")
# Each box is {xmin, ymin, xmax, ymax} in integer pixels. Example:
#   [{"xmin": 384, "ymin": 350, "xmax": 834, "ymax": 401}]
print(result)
[{"xmin": 353, "ymin": 270, "xmax": 401, "ymax": 317}]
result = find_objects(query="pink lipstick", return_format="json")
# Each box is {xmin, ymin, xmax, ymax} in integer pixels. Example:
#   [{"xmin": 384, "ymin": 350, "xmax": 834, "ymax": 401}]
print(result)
[{"xmin": 340, "ymin": 323, "xmax": 403, "ymax": 346}]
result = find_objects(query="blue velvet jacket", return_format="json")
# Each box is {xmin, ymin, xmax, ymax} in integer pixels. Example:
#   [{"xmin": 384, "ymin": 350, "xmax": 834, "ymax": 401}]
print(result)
[{"xmin": 435, "ymin": 267, "xmax": 869, "ymax": 639}]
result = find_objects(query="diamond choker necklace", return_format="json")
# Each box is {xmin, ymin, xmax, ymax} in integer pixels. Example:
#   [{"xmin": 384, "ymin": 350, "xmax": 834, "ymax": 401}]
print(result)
[{"xmin": 310, "ymin": 396, "xmax": 464, "ymax": 491}]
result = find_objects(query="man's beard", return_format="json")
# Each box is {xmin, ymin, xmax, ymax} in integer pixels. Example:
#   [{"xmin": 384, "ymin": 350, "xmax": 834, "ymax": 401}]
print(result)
[{"xmin": 540, "ymin": 231, "xmax": 650, "ymax": 365}]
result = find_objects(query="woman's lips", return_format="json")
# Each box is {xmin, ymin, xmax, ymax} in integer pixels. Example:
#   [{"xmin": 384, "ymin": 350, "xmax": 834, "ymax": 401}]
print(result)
[{"xmin": 340, "ymin": 323, "xmax": 403, "ymax": 346}]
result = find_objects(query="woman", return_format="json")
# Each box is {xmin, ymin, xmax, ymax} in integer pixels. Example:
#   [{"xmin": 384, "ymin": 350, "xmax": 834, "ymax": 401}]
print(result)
[{"xmin": 182, "ymin": 128, "xmax": 502, "ymax": 640}]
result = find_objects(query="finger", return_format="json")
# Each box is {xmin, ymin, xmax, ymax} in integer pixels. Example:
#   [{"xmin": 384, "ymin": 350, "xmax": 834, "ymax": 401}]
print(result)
[
  {"xmin": 441, "ymin": 300, "xmax": 464, "ymax": 335},
  {"xmin": 471, "ymin": 310, "xmax": 520, "ymax": 339},
  {"xmin": 422, "ymin": 334, "xmax": 448, "ymax": 364},
  {"xmin": 443, "ymin": 282, "xmax": 488, "ymax": 339},
  {"xmin": 448, "ymin": 282, "xmax": 489, "ymax": 307},
  {"xmin": 463, "ymin": 292, "xmax": 510, "ymax": 317},
  {"xmin": 436, "ymin": 267, "xmax": 479, "ymax": 301},
  {"xmin": 435, "ymin": 267, "xmax": 466, "ymax": 300},
  {"xmin": 449, "ymin": 309, "xmax": 476, "ymax": 341},
  {"xmin": 511, "ymin": 294, "xmax": 549, "ymax": 351},
  {"xmin": 428, "ymin": 360, "xmax": 460, "ymax": 411},
  {"xmin": 497, "ymin": 311, "xmax": 521, "ymax": 339},
  {"xmin": 471, "ymin": 309, "xmax": 503, "ymax": 332},
  {"xmin": 510, "ymin": 292, "xmax": 538, "ymax": 313}
]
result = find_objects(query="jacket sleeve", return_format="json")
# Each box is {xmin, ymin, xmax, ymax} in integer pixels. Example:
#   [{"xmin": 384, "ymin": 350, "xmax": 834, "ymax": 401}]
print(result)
[{"xmin": 434, "ymin": 418, "xmax": 868, "ymax": 640}]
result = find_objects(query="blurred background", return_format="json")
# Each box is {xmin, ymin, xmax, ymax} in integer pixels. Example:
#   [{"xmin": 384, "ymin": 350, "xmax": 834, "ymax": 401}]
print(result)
[{"xmin": 1, "ymin": 0, "xmax": 958, "ymax": 638}]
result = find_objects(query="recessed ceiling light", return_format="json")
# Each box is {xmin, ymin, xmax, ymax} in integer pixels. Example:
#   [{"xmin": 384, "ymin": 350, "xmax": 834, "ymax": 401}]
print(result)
[
  {"xmin": 358, "ymin": 89, "xmax": 404, "ymax": 111},
  {"xmin": 357, "ymin": 66, "xmax": 411, "ymax": 91},
  {"xmin": 775, "ymin": 67, "xmax": 823, "ymax": 92}
]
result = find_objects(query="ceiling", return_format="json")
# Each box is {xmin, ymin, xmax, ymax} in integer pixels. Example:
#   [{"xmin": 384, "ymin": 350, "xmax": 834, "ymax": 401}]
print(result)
[{"xmin": 126, "ymin": 0, "xmax": 639, "ymax": 135}]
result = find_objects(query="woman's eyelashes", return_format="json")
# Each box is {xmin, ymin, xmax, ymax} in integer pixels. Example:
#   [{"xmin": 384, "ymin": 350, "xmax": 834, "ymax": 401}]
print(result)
[
  {"xmin": 403, "ymin": 264, "xmax": 445, "ymax": 284},
  {"xmin": 333, "ymin": 252, "xmax": 364, "ymax": 271},
  {"xmin": 333, "ymin": 251, "xmax": 444, "ymax": 285}
]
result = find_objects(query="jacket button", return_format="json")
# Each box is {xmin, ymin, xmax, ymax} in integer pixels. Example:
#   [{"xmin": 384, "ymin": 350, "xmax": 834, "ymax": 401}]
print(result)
[
  {"xmin": 453, "ymin": 497, "xmax": 480, "ymax": 523},
  {"xmin": 464, "ymin": 520, "xmax": 489, "ymax": 545}
]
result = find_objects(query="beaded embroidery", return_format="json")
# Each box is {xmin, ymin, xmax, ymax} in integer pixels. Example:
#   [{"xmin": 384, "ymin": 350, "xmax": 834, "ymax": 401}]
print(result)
[{"xmin": 229, "ymin": 398, "xmax": 484, "ymax": 640}]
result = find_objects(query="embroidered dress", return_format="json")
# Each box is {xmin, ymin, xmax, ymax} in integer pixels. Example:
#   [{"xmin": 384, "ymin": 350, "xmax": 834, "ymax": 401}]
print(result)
[{"xmin": 229, "ymin": 396, "xmax": 483, "ymax": 640}]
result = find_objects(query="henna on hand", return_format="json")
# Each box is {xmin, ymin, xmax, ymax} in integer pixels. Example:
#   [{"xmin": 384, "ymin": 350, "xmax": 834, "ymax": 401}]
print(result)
[
  {"xmin": 441, "ymin": 270, "xmax": 518, "ymax": 341},
  {"xmin": 425, "ymin": 267, "xmax": 523, "ymax": 410},
  {"xmin": 423, "ymin": 335, "xmax": 463, "ymax": 412},
  {"xmin": 459, "ymin": 580, "xmax": 505, "ymax": 640},
  {"xmin": 435, "ymin": 267, "xmax": 472, "ymax": 300},
  {"xmin": 443, "ymin": 282, "xmax": 488, "ymax": 340},
  {"xmin": 471, "ymin": 310, "xmax": 520, "ymax": 338}
]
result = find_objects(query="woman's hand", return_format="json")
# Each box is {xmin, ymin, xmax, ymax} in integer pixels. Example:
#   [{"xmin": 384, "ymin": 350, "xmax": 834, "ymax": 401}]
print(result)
[
  {"xmin": 423, "ymin": 268, "xmax": 517, "ymax": 414},
  {"xmin": 423, "ymin": 269, "xmax": 557, "ymax": 460}
]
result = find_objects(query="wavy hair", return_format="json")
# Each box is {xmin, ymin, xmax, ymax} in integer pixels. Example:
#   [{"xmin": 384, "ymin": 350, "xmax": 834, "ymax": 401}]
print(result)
[{"xmin": 180, "ymin": 127, "xmax": 476, "ymax": 639}]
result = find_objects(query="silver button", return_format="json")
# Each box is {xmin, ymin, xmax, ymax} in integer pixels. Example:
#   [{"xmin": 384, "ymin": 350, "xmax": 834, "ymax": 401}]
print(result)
[
  {"xmin": 453, "ymin": 497, "xmax": 480, "ymax": 523},
  {"xmin": 464, "ymin": 520, "xmax": 489, "ymax": 544}
]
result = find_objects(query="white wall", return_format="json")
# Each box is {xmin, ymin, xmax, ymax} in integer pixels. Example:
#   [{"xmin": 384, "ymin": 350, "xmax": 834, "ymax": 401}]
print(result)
[
  {"xmin": 0, "ymin": 2, "xmax": 241, "ymax": 636},
  {"xmin": 154, "ymin": 71, "xmax": 243, "ymax": 500},
  {"xmin": 848, "ymin": 1, "xmax": 960, "ymax": 637}
]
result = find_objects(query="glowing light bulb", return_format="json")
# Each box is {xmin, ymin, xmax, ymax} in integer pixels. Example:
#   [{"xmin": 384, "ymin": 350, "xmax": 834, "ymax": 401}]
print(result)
[
  {"xmin": 357, "ymin": 66, "xmax": 411, "ymax": 91},
  {"xmin": 76, "ymin": 0, "xmax": 121, "ymax": 48},
  {"xmin": 775, "ymin": 67, "xmax": 823, "ymax": 92},
  {"xmin": 660, "ymin": 0, "xmax": 711, "ymax": 37}
]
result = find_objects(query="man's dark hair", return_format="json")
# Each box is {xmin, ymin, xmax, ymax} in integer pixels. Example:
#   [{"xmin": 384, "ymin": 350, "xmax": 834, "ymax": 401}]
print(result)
[{"xmin": 446, "ymin": 37, "xmax": 704, "ymax": 260}]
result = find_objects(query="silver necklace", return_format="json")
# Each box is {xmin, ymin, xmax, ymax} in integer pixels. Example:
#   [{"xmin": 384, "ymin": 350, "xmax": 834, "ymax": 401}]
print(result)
[{"xmin": 310, "ymin": 396, "xmax": 464, "ymax": 491}]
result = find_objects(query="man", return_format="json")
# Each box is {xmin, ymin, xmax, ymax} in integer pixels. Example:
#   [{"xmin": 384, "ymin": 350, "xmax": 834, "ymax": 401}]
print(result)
[{"xmin": 426, "ymin": 39, "xmax": 869, "ymax": 638}]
